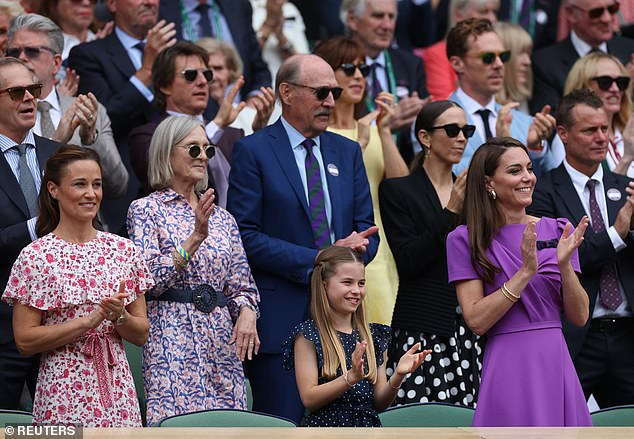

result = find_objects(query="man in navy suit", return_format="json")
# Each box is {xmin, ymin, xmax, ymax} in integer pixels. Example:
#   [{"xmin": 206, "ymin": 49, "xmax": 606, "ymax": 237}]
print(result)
[
  {"xmin": 529, "ymin": 89, "xmax": 634, "ymax": 408},
  {"xmin": 227, "ymin": 54, "xmax": 379, "ymax": 424},
  {"xmin": 67, "ymin": 0, "xmax": 177, "ymax": 234},
  {"xmin": 0, "ymin": 58, "xmax": 60, "ymax": 408}
]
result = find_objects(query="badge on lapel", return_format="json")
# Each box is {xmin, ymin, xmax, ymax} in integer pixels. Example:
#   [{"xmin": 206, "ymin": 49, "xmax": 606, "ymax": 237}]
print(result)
[
  {"xmin": 327, "ymin": 163, "xmax": 339, "ymax": 177},
  {"xmin": 607, "ymin": 188, "xmax": 622, "ymax": 202}
]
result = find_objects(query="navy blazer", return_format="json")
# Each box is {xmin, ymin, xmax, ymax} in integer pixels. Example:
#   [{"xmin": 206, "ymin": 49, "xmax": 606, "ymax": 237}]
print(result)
[
  {"xmin": 528, "ymin": 164, "xmax": 634, "ymax": 357},
  {"xmin": 160, "ymin": 0, "xmax": 271, "ymax": 98},
  {"xmin": 226, "ymin": 119, "xmax": 378, "ymax": 353},
  {"xmin": 0, "ymin": 135, "xmax": 61, "ymax": 344}
]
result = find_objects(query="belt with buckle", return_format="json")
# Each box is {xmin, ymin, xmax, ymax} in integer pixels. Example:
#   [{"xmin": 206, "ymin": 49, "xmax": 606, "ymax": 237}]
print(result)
[
  {"xmin": 590, "ymin": 317, "xmax": 634, "ymax": 333},
  {"xmin": 147, "ymin": 284, "xmax": 227, "ymax": 313}
]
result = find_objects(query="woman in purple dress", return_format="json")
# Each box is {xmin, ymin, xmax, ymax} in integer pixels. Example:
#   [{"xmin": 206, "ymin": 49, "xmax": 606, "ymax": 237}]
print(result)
[{"xmin": 446, "ymin": 138, "xmax": 592, "ymax": 426}]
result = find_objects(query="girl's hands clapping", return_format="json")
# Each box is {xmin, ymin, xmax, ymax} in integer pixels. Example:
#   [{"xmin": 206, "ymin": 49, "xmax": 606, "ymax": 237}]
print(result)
[
  {"xmin": 348, "ymin": 340, "xmax": 368, "ymax": 385},
  {"xmin": 521, "ymin": 221, "xmax": 538, "ymax": 276},
  {"xmin": 557, "ymin": 217, "xmax": 588, "ymax": 267},
  {"xmin": 395, "ymin": 342, "xmax": 431, "ymax": 376}
]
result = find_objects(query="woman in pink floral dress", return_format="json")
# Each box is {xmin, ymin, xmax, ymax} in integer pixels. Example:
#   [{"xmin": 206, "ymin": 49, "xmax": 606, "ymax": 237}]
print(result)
[
  {"xmin": 2, "ymin": 145, "xmax": 153, "ymax": 427},
  {"xmin": 126, "ymin": 116, "xmax": 260, "ymax": 426}
]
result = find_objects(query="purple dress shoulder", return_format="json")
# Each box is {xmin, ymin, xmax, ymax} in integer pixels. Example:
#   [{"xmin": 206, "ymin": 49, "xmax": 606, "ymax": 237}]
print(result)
[{"xmin": 446, "ymin": 217, "xmax": 591, "ymax": 426}]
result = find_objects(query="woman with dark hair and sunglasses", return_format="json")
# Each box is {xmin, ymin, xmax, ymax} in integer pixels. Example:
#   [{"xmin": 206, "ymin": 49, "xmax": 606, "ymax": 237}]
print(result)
[
  {"xmin": 126, "ymin": 116, "xmax": 260, "ymax": 425},
  {"xmin": 562, "ymin": 52, "xmax": 634, "ymax": 177},
  {"xmin": 446, "ymin": 137, "xmax": 591, "ymax": 426},
  {"xmin": 3, "ymin": 145, "xmax": 153, "ymax": 426},
  {"xmin": 379, "ymin": 101, "xmax": 483, "ymax": 407},
  {"xmin": 313, "ymin": 35, "xmax": 408, "ymax": 326}
]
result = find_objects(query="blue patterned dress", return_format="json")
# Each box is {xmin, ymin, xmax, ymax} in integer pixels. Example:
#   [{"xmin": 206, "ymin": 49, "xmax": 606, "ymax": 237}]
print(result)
[
  {"xmin": 127, "ymin": 189, "xmax": 260, "ymax": 426},
  {"xmin": 282, "ymin": 320, "xmax": 391, "ymax": 426}
]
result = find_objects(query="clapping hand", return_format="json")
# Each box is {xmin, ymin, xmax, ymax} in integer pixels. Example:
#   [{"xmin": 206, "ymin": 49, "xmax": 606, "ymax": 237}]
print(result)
[
  {"xmin": 334, "ymin": 226, "xmax": 379, "ymax": 254},
  {"xmin": 347, "ymin": 340, "xmax": 368, "ymax": 385},
  {"xmin": 521, "ymin": 221, "xmax": 538, "ymax": 275},
  {"xmin": 89, "ymin": 281, "xmax": 130, "ymax": 328},
  {"xmin": 193, "ymin": 189, "xmax": 216, "ymax": 240},
  {"xmin": 395, "ymin": 342, "xmax": 431, "ymax": 376},
  {"xmin": 557, "ymin": 217, "xmax": 588, "ymax": 267}
]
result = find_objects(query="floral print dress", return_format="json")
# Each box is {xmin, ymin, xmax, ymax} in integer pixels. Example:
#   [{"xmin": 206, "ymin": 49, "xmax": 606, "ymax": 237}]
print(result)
[
  {"xmin": 2, "ymin": 232, "xmax": 154, "ymax": 427},
  {"xmin": 127, "ymin": 189, "xmax": 260, "ymax": 426}
]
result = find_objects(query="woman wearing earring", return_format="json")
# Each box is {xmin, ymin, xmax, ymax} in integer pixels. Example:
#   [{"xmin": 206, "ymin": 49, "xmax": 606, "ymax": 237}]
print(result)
[
  {"xmin": 379, "ymin": 101, "xmax": 482, "ymax": 406},
  {"xmin": 313, "ymin": 35, "xmax": 408, "ymax": 326}
]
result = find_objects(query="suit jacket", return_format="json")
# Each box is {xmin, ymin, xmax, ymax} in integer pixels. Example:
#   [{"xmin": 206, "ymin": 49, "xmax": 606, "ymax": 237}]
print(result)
[
  {"xmin": 378, "ymin": 167, "xmax": 459, "ymax": 337},
  {"xmin": 0, "ymin": 135, "xmax": 61, "ymax": 344},
  {"xmin": 530, "ymin": 35, "xmax": 634, "ymax": 114},
  {"xmin": 528, "ymin": 164, "xmax": 634, "ymax": 357},
  {"xmin": 128, "ymin": 111, "xmax": 244, "ymax": 206},
  {"xmin": 160, "ymin": 0, "xmax": 271, "ymax": 97},
  {"xmin": 498, "ymin": 0, "xmax": 560, "ymax": 50},
  {"xmin": 59, "ymin": 95, "xmax": 129, "ymax": 199},
  {"xmin": 226, "ymin": 119, "xmax": 378, "ymax": 353}
]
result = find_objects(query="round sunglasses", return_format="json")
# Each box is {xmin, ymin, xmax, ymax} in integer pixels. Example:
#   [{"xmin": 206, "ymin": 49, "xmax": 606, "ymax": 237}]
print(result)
[
  {"xmin": 469, "ymin": 50, "xmax": 511, "ymax": 65},
  {"xmin": 428, "ymin": 123, "xmax": 476, "ymax": 138},
  {"xmin": 178, "ymin": 143, "xmax": 216, "ymax": 159},
  {"xmin": 179, "ymin": 68, "xmax": 213, "ymax": 83},
  {"xmin": 339, "ymin": 63, "xmax": 371, "ymax": 77},
  {"xmin": 286, "ymin": 82, "xmax": 343, "ymax": 100},
  {"xmin": 0, "ymin": 83, "xmax": 43, "ymax": 101},
  {"xmin": 591, "ymin": 75, "xmax": 630, "ymax": 92}
]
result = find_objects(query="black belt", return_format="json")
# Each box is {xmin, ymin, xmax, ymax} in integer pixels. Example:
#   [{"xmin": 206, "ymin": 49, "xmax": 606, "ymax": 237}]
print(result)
[
  {"xmin": 147, "ymin": 285, "xmax": 227, "ymax": 313},
  {"xmin": 590, "ymin": 317, "xmax": 634, "ymax": 333}
]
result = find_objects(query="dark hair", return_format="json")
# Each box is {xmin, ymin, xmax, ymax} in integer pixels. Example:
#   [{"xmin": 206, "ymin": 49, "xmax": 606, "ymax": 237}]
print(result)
[
  {"xmin": 446, "ymin": 18, "xmax": 495, "ymax": 59},
  {"xmin": 152, "ymin": 41, "xmax": 210, "ymax": 111},
  {"xmin": 412, "ymin": 100, "xmax": 462, "ymax": 169},
  {"xmin": 555, "ymin": 88, "xmax": 604, "ymax": 130},
  {"xmin": 36, "ymin": 145, "xmax": 102, "ymax": 237},
  {"xmin": 313, "ymin": 36, "xmax": 365, "ymax": 71},
  {"xmin": 460, "ymin": 137, "xmax": 529, "ymax": 283}
]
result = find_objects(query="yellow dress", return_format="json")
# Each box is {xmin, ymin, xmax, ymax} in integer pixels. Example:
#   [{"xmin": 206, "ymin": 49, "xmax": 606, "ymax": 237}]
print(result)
[{"xmin": 328, "ymin": 125, "xmax": 399, "ymax": 325}]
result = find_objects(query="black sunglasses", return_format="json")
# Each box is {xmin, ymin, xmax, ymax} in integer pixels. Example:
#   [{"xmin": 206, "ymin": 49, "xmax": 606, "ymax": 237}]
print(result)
[
  {"xmin": 5, "ymin": 46, "xmax": 56, "ymax": 59},
  {"xmin": 286, "ymin": 82, "xmax": 343, "ymax": 100},
  {"xmin": 0, "ymin": 83, "xmax": 43, "ymax": 101},
  {"xmin": 591, "ymin": 75, "xmax": 630, "ymax": 91},
  {"xmin": 339, "ymin": 63, "xmax": 371, "ymax": 77},
  {"xmin": 470, "ymin": 50, "xmax": 511, "ymax": 65},
  {"xmin": 179, "ymin": 68, "xmax": 213, "ymax": 83},
  {"xmin": 179, "ymin": 143, "xmax": 216, "ymax": 159},
  {"xmin": 571, "ymin": 1, "xmax": 619, "ymax": 19},
  {"xmin": 428, "ymin": 123, "xmax": 476, "ymax": 138}
]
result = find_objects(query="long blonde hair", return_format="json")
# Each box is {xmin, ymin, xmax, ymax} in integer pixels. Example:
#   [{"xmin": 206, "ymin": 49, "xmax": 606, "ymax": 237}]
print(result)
[
  {"xmin": 494, "ymin": 22, "xmax": 533, "ymax": 105},
  {"xmin": 310, "ymin": 246, "xmax": 378, "ymax": 383}
]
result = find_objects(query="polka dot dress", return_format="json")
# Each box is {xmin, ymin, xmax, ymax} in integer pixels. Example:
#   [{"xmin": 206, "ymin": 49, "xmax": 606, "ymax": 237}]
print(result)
[
  {"xmin": 282, "ymin": 319, "xmax": 390, "ymax": 426},
  {"xmin": 386, "ymin": 308, "xmax": 483, "ymax": 407}
]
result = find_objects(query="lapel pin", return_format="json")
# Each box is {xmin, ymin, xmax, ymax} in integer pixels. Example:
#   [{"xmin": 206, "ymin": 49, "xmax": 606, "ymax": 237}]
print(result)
[
  {"xmin": 327, "ymin": 163, "xmax": 339, "ymax": 177},
  {"xmin": 606, "ymin": 188, "xmax": 621, "ymax": 201}
]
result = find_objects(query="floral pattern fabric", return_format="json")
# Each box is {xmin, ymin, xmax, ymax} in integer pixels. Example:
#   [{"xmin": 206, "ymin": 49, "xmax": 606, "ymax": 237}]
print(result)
[
  {"xmin": 127, "ymin": 188, "xmax": 260, "ymax": 426},
  {"xmin": 2, "ymin": 232, "xmax": 154, "ymax": 427}
]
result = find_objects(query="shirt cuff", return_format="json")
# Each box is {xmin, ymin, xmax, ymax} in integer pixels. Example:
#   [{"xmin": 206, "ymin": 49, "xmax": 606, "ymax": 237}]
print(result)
[
  {"xmin": 129, "ymin": 76, "xmax": 154, "ymax": 102},
  {"xmin": 205, "ymin": 121, "xmax": 223, "ymax": 144},
  {"xmin": 608, "ymin": 225, "xmax": 626, "ymax": 251},
  {"xmin": 27, "ymin": 217, "xmax": 37, "ymax": 241}
]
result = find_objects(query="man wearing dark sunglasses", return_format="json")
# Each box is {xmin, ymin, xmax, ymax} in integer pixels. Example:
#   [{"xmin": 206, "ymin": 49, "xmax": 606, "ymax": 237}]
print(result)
[
  {"xmin": 7, "ymin": 14, "xmax": 129, "ymax": 205},
  {"xmin": 227, "ymin": 54, "xmax": 378, "ymax": 424},
  {"xmin": 0, "ymin": 57, "xmax": 62, "ymax": 410},
  {"xmin": 447, "ymin": 18, "xmax": 557, "ymax": 174},
  {"xmin": 531, "ymin": 0, "xmax": 634, "ymax": 114}
]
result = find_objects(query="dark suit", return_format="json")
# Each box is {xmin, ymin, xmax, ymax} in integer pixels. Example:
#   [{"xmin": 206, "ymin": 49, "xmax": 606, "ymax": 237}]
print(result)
[
  {"xmin": 128, "ymin": 112, "xmax": 243, "ymax": 207},
  {"xmin": 529, "ymin": 164, "xmax": 634, "ymax": 407},
  {"xmin": 159, "ymin": 0, "xmax": 271, "ymax": 97},
  {"xmin": 226, "ymin": 118, "xmax": 378, "ymax": 423},
  {"xmin": 0, "ymin": 135, "xmax": 60, "ymax": 408},
  {"xmin": 498, "ymin": 0, "xmax": 560, "ymax": 50},
  {"xmin": 68, "ymin": 31, "xmax": 157, "ymax": 234},
  {"xmin": 530, "ymin": 35, "xmax": 634, "ymax": 114}
]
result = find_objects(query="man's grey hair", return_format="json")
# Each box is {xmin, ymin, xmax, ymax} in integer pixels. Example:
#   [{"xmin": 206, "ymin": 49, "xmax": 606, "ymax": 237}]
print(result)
[
  {"xmin": 8, "ymin": 13, "xmax": 64, "ymax": 55},
  {"xmin": 340, "ymin": 0, "xmax": 369, "ymax": 31}
]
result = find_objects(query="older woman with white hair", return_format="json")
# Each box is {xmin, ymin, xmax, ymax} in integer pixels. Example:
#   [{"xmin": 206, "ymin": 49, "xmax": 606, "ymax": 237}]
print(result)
[{"xmin": 127, "ymin": 116, "xmax": 260, "ymax": 425}]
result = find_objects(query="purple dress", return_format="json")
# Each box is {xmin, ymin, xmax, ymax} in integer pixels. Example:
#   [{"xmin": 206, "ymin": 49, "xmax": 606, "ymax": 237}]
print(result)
[{"xmin": 446, "ymin": 217, "xmax": 591, "ymax": 426}]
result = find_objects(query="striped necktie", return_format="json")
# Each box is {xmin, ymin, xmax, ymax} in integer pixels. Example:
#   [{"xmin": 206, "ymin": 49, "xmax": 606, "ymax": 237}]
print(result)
[{"xmin": 302, "ymin": 139, "xmax": 331, "ymax": 249}]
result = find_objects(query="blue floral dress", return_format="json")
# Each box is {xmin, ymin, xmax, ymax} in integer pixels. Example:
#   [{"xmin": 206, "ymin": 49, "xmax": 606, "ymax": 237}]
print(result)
[{"xmin": 282, "ymin": 319, "xmax": 391, "ymax": 426}]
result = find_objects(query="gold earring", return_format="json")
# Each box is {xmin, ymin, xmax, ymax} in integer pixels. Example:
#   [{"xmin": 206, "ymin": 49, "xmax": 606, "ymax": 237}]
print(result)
[{"xmin": 488, "ymin": 189, "xmax": 497, "ymax": 200}]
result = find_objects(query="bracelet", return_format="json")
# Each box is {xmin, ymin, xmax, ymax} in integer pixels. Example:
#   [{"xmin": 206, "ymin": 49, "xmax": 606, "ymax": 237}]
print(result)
[
  {"xmin": 388, "ymin": 376, "xmax": 402, "ymax": 390},
  {"xmin": 171, "ymin": 249, "xmax": 188, "ymax": 270},
  {"xmin": 115, "ymin": 310, "xmax": 128, "ymax": 326},
  {"xmin": 502, "ymin": 282, "xmax": 521, "ymax": 300},
  {"xmin": 177, "ymin": 245, "xmax": 191, "ymax": 262},
  {"xmin": 343, "ymin": 371, "xmax": 354, "ymax": 388},
  {"xmin": 500, "ymin": 287, "xmax": 517, "ymax": 303}
]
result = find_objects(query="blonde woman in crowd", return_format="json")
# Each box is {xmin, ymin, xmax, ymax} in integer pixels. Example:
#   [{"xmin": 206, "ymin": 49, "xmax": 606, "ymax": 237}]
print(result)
[{"xmin": 494, "ymin": 22, "xmax": 533, "ymax": 114}]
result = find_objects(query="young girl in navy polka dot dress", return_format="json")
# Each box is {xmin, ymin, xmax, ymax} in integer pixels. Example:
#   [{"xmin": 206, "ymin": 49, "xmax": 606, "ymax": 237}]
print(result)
[{"xmin": 282, "ymin": 246, "xmax": 431, "ymax": 426}]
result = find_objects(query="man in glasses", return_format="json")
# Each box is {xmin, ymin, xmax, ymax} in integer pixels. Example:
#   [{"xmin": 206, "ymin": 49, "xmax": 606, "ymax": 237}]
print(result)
[
  {"xmin": 342, "ymin": 0, "xmax": 429, "ymax": 165},
  {"xmin": 531, "ymin": 0, "xmax": 634, "ymax": 113},
  {"xmin": 529, "ymin": 88, "xmax": 634, "ymax": 409},
  {"xmin": 447, "ymin": 18, "xmax": 557, "ymax": 174},
  {"xmin": 129, "ymin": 41, "xmax": 274, "ymax": 207},
  {"xmin": 227, "ymin": 54, "xmax": 378, "ymax": 424},
  {"xmin": 0, "ymin": 57, "xmax": 61, "ymax": 410},
  {"xmin": 67, "ymin": 0, "xmax": 177, "ymax": 234},
  {"xmin": 6, "ymin": 14, "xmax": 129, "ymax": 210}
]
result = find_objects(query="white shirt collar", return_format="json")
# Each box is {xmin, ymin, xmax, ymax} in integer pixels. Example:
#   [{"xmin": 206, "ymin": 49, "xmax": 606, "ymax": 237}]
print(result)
[
  {"xmin": 40, "ymin": 88, "xmax": 61, "ymax": 112},
  {"xmin": 166, "ymin": 110, "xmax": 204, "ymax": 122},
  {"xmin": 563, "ymin": 157, "xmax": 604, "ymax": 195},
  {"xmin": 570, "ymin": 30, "xmax": 608, "ymax": 57},
  {"xmin": 366, "ymin": 51, "xmax": 386, "ymax": 67},
  {"xmin": 114, "ymin": 26, "xmax": 145, "ymax": 51},
  {"xmin": 455, "ymin": 87, "xmax": 497, "ymax": 116},
  {"xmin": 280, "ymin": 116, "xmax": 321, "ymax": 149}
]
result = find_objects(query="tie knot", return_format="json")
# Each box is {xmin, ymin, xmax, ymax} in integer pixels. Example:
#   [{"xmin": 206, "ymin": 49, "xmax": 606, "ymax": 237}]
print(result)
[
  {"xmin": 15, "ymin": 144, "xmax": 28, "ymax": 155},
  {"xmin": 196, "ymin": 2, "xmax": 210, "ymax": 12},
  {"xmin": 37, "ymin": 101, "xmax": 51, "ymax": 112},
  {"xmin": 134, "ymin": 41, "xmax": 146, "ymax": 52},
  {"xmin": 586, "ymin": 179, "xmax": 597, "ymax": 191},
  {"xmin": 477, "ymin": 109, "xmax": 491, "ymax": 117},
  {"xmin": 301, "ymin": 138, "xmax": 315, "ymax": 151}
]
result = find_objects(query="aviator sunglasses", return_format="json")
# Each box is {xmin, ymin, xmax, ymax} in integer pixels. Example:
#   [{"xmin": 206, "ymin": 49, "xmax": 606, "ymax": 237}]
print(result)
[
  {"xmin": 286, "ymin": 82, "xmax": 343, "ymax": 100},
  {"xmin": 5, "ymin": 46, "xmax": 56, "ymax": 59},
  {"xmin": 591, "ymin": 75, "xmax": 630, "ymax": 91},
  {"xmin": 570, "ymin": 1, "xmax": 619, "ymax": 19},
  {"xmin": 179, "ymin": 143, "xmax": 216, "ymax": 159},
  {"xmin": 470, "ymin": 50, "xmax": 511, "ymax": 65},
  {"xmin": 428, "ymin": 123, "xmax": 476, "ymax": 138},
  {"xmin": 0, "ymin": 83, "xmax": 43, "ymax": 101},
  {"xmin": 179, "ymin": 68, "xmax": 214, "ymax": 82},
  {"xmin": 339, "ymin": 63, "xmax": 371, "ymax": 77}
]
